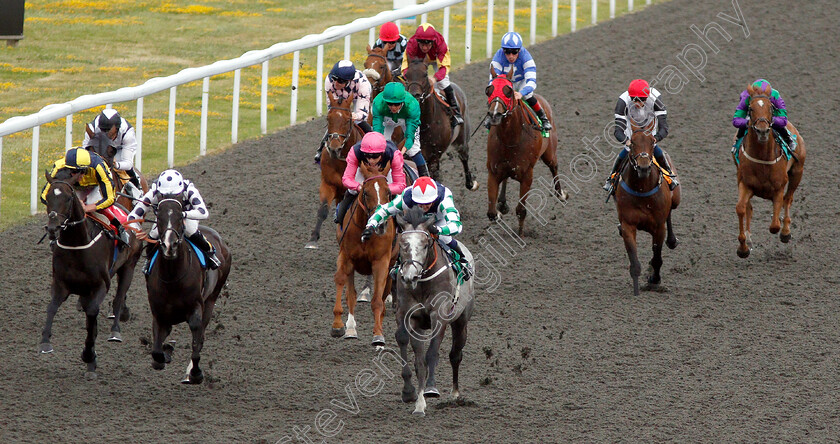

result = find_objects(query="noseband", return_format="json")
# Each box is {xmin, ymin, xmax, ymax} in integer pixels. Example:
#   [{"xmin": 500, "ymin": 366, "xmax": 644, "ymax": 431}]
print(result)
[
  {"xmin": 45, "ymin": 181, "xmax": 86, "ymax": 234},
  {"xmin": 748, "ymin": 94, "xmax": 775, "ymax": 134},
  {"xmin": 365, "ymin": 52, "xmax": 390, "ymax": 94},
  {"xmin": 157, "ymin": 198, "xmax": 185, "ymax": 245},
  {"xmin": 326, "ymin": 105, "xmax": 354, "ymax": 155},
  {"xmin": 400, "ymin": 229, "xmax": 441, "ymax": 280},
  {"xmin": 628, "ymin": 129, "xmax": 655, "ymax": 172}
]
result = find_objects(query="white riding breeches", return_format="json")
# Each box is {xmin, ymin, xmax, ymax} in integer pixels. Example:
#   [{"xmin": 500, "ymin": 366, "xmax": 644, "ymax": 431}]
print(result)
[
  {"xmin": 382, "ymin": 117, "xmax": 421, "ymax": 157},
  {"xmin": 149, "ymin": 218, "xmax": 198, "ymax": 240}
]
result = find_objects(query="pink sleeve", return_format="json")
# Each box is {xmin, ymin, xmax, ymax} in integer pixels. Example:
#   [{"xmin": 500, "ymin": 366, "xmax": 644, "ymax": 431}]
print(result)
[
  {"xmin": 342, "ymin": 150, "xmax": 361, "ymax": 191},
  {"xmin": 389, "ymin": 152, "xmax": 407, "ymax": 195}
]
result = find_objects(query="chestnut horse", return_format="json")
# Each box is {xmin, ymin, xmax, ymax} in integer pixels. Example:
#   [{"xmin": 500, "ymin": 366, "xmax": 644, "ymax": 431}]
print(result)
[
  {"xmin": 306, "ymin": 92, "xmax": 363, "ymax": 249},
  {"xmin": 403, "ymin": 58, "xmax": 478, "ymax": 191},
  {"xmin": 40, "ymin": 171, "xmax": 143, "ymax": 377},
  {"xmin": 332, "ymin": 166, "xmax": 395, "ymax": 346},
  {"xmin": 363, "ymin": 45, "xmax": 394, "ymax": 102},
  {"xmin": 735, "ymin": 83, "xmax": 806, "ymax": 258},
  {"xmin": 484, "ymin": 69, "xmax": 568, "ymax": 235},
  {"xmin": 615, "ymin": 119, "xmax": 680, "ymax": 296}
]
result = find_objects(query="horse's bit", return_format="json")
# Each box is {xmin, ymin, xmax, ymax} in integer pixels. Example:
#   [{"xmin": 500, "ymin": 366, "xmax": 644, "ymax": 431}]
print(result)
[
  {"xmin": 748, "ymin": 94, "xmax": 776, "ymax": 133},
  {"xmin": 325, "ymin": 105, "xmax": 354, "ymax": 155}
]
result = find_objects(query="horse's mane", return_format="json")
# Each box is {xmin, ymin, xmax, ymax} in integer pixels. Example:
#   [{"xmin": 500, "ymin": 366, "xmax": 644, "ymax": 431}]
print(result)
[
  {"xmin": 53, "ymin": 168, "xmax": 80, "ymax": 181},
  {"xmin": 404, "ymin": 205, "xmax": 430, "ymax": 227}
]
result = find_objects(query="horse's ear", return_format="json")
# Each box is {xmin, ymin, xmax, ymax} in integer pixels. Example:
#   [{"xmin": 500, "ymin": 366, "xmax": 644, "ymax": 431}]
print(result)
[
  {"xmin": 422, "ymin": 215, "xmax": 437, "ymax": 232},
  {"xmin": 366, "ymin": 44, "xmax": 372, "ymax": 53},
  {"xmin": 395, "ymin": 213, "xmax": 407, "ymax": 229},
  {"xmin": 506, "ymin": 66, "xmax": 515, "ymax": 80},
  {"xmin": 84, "ymin": 124, "xmax": 94, "ymax": 138},
  {"xmin": 45, "ymin": 170, "xmax": 53, "ymax": 183},
  {"xmin": 489, "ymin": 66, "xmax": 497, "ymax": 79}
]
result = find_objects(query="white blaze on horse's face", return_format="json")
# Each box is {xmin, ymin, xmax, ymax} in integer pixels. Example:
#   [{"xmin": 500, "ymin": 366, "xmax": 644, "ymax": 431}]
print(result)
[
  {"xmin": 757, "ymin": 99, "xmax": 765, "ymax": 107},
  {"xmin": 53, "ymin": 188, "xmax": 62, "ymax": 196}
]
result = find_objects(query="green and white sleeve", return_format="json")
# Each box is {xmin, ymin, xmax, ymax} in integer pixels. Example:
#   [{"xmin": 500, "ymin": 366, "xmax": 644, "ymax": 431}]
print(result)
[
  {"xmin": 367, "ymin": 193, "xmax": 405, "ymax": 228},
  {"xmin": 437, "ymin": 191, "xmax": 462, "ymax": 236}
]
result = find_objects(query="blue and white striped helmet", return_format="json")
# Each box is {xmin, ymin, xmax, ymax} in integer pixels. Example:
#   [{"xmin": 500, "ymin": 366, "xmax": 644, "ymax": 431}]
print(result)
[{"xmin": 500, "ymin": 32, "xmax": 523, "ymax": 50}]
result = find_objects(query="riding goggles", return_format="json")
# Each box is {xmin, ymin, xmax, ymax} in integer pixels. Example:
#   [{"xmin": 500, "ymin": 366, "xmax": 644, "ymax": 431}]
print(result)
[
  {"xmin": 503, "ymin": 48, "xmax": 520, "ymax": 55},
  {"xmin": 417, "ymin": 39, "xmax": 434, "ymax": 45}
]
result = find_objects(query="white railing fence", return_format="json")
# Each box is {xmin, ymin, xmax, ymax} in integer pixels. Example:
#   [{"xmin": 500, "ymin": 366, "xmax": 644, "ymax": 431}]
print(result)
[{"xmin": 0, "ymin": 0, "xmax": 648, "ymax": 220}]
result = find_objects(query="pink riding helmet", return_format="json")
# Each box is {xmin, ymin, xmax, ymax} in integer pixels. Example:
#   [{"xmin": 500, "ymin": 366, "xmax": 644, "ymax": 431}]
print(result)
[{"xmin": 360, "ymin": 131, "xmax": 387, "ymax": 153}]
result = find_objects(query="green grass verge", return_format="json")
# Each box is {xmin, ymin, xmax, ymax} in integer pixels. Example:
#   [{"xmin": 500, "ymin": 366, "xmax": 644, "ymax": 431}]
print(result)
[{"xmin": 0, "ymin": 0, "xmax": 665, "ymax": 230}]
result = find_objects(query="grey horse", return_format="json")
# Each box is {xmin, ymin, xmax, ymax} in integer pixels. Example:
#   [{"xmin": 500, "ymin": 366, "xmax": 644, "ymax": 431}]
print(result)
[{"xmin": 393, "ymin": 207, "xmax": 474, "ymax": 416}]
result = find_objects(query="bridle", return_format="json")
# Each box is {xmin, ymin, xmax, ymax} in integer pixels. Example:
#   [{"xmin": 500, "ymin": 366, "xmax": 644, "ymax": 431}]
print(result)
[
  {"xmin": 628, "ymin": 128, "xmax": 656, "ymax": 173},
  {"xmin": 405, "ymin": 61, "xmax": 431, "ymax": 102},
  {"xmin": 338, "ymin": 175, "xmax": 390, "ymax": 246},
  {"xmin": 44, "ymin": 180, "xmax": 87, "ymax": 240},
  {"xmin": 748, "ymin": 94, "xmax": 776, "ymax": 134},
  {"xmin": 325, "ymin": 105, "xmax": 354, "ymax": 159},
  {"xmin": 365, "ymin": 52, "xmax": 390, "ymax": 96},
  {"xmin": 154, "ymin": 198, "xmax": 193, "ymax": 283}
]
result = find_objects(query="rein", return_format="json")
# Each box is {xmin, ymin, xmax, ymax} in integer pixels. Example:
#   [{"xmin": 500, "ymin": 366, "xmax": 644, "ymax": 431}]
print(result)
[
  {"xmin": 401, "ymin": 229, "xmax": 446, "ymax": 282},
  {"xmin": 338, "ymin": 175, "xmax": 389, "ymax": 246},
  {"xmin": 742, "ymin": 94, "xmax": 784, "ymax": 165},
  {"xmin": 153, "ymin": 198, "xmax": 194, "ymax": 283},
  {"xmin": 621, "ymin": 129, "xmax": 663, "ymax": 198}
]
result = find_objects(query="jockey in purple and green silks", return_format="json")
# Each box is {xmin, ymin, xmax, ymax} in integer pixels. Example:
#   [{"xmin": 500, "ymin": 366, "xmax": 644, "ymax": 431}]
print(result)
[{"xmin": 731, "ymin": 79, "xmax": 793, "ymax": 153}]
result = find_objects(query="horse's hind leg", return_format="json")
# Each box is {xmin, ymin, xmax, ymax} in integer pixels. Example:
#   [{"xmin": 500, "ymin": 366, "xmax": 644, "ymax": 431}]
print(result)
[
  {"xmin": 666, "ymin": 213, "xmax": 679, "ymax": 250},
  {"xmin": 646, "ymin": 225, "xmax": 666, "ymax": 289},
  {"xmin": 40, "ymin": 282, "xmax": 71, "ymax": 354},
  {"xmin": 769, "ymin": 189, "xmax": 784, "ymax": 235},
  {"xmin": 332, "ymin": 255, "xmax": 351, "ymax": 338},
  {"xmin": 454, "ymin": 142, "xmax": 479, "ymax": 191},
  {"xmin": 182, "ymin": 307, "xmax": 205, "ymax": 384},
  {"xmin": 736, "ymin": 183, "xmax": 754, "ymax": 258},
  {"xmin": 423, "ymin": 323, "xmax": 447, "ymax": 398},
  {"xmin": 541, "ymin": 145, "xmax": 569, "ymax": 201},
  {"xmin": 80, "ymin": 285, "xmax": 107, "ymax": 377},
  {"xmin": 108, "ymin": 265, "xmax": 136, "ymax": 342},
  {"xmin": 449, "ymin": 319, "xmax": 468, "ymax": 399}
]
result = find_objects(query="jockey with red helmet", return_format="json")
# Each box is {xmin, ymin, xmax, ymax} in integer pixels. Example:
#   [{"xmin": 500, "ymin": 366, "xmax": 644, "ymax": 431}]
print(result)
[
  {"xmin": 127, "ymin": 169, "xmax": 221, "ymax": 270},
  {"xmin": 361, "ymin": 176, "xmax": 471, "ymax": 280},
  {"xmin": 373, "ymin": 21, "xmax": 408, "ymax": 79},
  {"xmin": 603, "ymin": 78, "xmax": 679, "ymax": 193},
  {"xmin": 40, "ymin": 147, "xmax": 131, "ymax": 246},
  {"xmin": 334, "ymin": 131, "xmax": 407, "ymax": 225},
  {"xmin": 401, "ymin": 23, "xmax": 464, "ymax": 127}
]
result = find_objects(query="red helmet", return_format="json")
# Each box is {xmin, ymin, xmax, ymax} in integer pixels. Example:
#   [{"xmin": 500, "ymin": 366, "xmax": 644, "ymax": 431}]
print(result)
[
  {"xmin": 413, "ymin": 23, "xmax": 438, "ymax": 42},
  {"xmin": 380, "ymin": 22, "xmax": 400, "ymax": 42},
  {"xmin": 628, "ymin": 79, "xmax": 650, "ymax": 99}
]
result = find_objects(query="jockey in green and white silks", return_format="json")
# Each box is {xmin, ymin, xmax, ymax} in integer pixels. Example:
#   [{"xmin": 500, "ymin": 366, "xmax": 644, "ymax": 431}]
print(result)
[{"xmin": 361, "ymin": 177, "xmax": 471, "ymax": 280}]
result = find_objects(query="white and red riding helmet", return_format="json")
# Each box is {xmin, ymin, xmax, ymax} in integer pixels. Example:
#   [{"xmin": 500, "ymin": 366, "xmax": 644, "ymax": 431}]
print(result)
[{"xmin": 411, "ymin": 177, "xmax": 438, "ymax": 204}]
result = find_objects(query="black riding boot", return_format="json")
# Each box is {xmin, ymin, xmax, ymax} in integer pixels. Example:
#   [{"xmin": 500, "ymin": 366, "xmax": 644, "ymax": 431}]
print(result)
[
  {"xmin": 443, "ymin": 85, "xmax": 464, "ymax": 127},
  {"xmin": 315, "ymin": 135, "xmax": 327, "ymax": 164},
  {"xmin": 142, "ymin": 243, "xmax": 155, "ymax": 275},
  {"xmin": 447, "ymin": 240, "xmax": 472, "ymax": 281},
  {"xmin": 603, "ymin": 154, "xmax": 624, "ymax": 191},
  {"xmin": 110, "ymin": 218, "xmax": 131, "ymax": 246},
  {"xmin": 334, "ymin": 191, "xmax": 355, "ymax": 225},
  {"xmin": 776, "ymin": 127, "xmax": 794, "ymax": 148},
  {"xmin": 526, "ymin": 97, "xmax": 552, "ymax": 131},
  {"xmin": 126, "ymin": 168, "xmax": 141, "ymax": 188},
  {"xmin": 654, "ymin": 150, "xmax": 679, "ymax": 190},
  {"xmin": 416, "ymin": 163, "xmax": 430, "ymax": 178},
  {"xmin": 187, "ymin": 231, "xmax": 221, "ymax": 269},
  {"xmin": 358, "ymin": 120, "xmax": 373, "ymax": 134}
]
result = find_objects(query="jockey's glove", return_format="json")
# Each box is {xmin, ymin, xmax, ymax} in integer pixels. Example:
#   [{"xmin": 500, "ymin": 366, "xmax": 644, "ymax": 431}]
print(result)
[
  {"xmin": 361, "ymin": 226, "xmax": 374, "ymax": 243},
  {"xmin": 429, "ymin": 225, "xmax": 440, "ymax": 235}
]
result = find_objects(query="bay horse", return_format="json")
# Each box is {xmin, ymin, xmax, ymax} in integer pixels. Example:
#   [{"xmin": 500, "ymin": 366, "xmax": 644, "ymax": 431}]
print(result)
[
  {"xmin": 403, "ymin": 58, "xmax": 478, "ymax": 191},
  {"xmin": 614, "ymin": 119, "xmax": 680, "ymax": 296},
  {"xmin": 363, "ymin": 45, "xmax": 394, "ymax": 102},
  {"xmin": 85, "ymin": 127, "xmax": 150, "ymax": 210},
  {"xmin": 332, "ymin": 165, "xmax": 395, "ymax": 346},
  {"xmin": 305, "ymin": 92, "xmax": 363, "ymax": 249},
  {"xmin": 40, "ymin": 170, "xmax": 143, "ymax": 377},
  {"xmin": 393, "ymin": 206, "xmax": 474, "ymax": 416},
  {"xmin": 735, "ymin": 82, "xmax": 806, "ymax": 258},
  {"xmin": 484, "ymin": 68, "xmax": 568, "ymax": 235},
  {"xmin": 146, "ymin": 197, "xmax": 231, "ymax": 384}
]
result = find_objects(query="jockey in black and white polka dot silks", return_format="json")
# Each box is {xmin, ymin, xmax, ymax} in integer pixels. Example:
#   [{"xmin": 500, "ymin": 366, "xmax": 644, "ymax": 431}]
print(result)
[{"xmin": 128, "ymin": 169, "xmax": 221, "ymax": 269}]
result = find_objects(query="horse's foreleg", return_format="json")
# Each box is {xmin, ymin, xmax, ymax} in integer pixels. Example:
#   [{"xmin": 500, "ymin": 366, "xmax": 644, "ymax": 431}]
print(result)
[
  {"xmin": 543, "ymin": 152, "xmax": 569, "ymax": 202},
  {"xmin": 344, "ymin": 270, "xmax": 358, "ymax": 339},
  {"xmin": 449, "ymin": 318, "xmax": 468, "ymax": 399},
  {"xmin": 306, "ymin": 182, "xmax": 334, "ymax": 248},
  {"xmin": 39, "ymin": 282, "xmax": 70, "ymax": 353},
  {"xmin": 769, "ymin": 189, "xmax": 784, "ymax": 235},
  {"xmin": 423, "ymin": 322, "xmax": 446, "ymax": 399},
  {"xmin": 332, "ymin": 255, "xmax": 350, "ymax": 338},
  {"xmin": 736, "ymin": 183, "xmax": 754, "ymax": 258},
  {"xmin": 620, "ymin": 222, "xmax": 641, "ymax": 296},
  {"xmin": 395, "ymin": 315, "xmax": 416, "ymax": 403},
  {"xmin": 455, "ymin": 143, "xmax": 478, "ymax": 191},
  {"xmin": 183, "ymin": 306, "xmax": 205, "ymax": 384},
  {"xmin": 487, "ymin": 173, "xmax": 501, "ymax": 222},
  {"xmin": 515, "ymin": 172, "xmax": 535, "ymax": 236},
  {"xmin": 150, "ymin": 317, "xmax": 169, "ymax": 370},
  {"xmin": 370, "ymin": 259, "xmax": 389, "ymax": 346},
  {"xmin": 498, "ymin": 179, "xmax": 510, "ymax": 215},
  {"xmin": 410, "ymin": 321, "xmax": 427, "ymax": 416}
]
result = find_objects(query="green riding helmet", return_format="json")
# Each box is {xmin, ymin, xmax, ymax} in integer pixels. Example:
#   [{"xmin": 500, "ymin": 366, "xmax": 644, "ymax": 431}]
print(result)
[{"xmin": 383, "ymin": 82, "xmax": 406, "ymax": 104}]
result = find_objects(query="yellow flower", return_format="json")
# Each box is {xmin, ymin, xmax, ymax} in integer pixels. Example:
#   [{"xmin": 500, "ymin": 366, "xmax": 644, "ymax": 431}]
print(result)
[
  {"xmin": 0, "ymin": 82, "xmax": 15, "ymax": 91},
  {"xmin": 152, "ymin": 4, "xmax": 219, "ymax": 14},
  {"xmin": 220, "ymin": 11, "xmax": 262, "ymax": 17},
  {"xmin": 98, "ymin": 67, "xmax": 136, "ymax": 72}
]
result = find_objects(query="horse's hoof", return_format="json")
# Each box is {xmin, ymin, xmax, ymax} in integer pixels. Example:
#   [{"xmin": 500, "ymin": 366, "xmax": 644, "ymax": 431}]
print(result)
[
  {"xmin": 304, "ymin": 241, "xmax": 319, "ymax": 250},
  {"xmin": 152, "ymin": 360, "xmax": 165, "ymax": 370},
  {"xmin": 331, "ymin": 327, "xmax": 345, "ymax": 338},
  {"xmin": 451, "ymin": 389, "xmax": 460, "ymax": 400},
  {"xmin": 119, "ymin": 307, "xmax": 130, "ymax": 322},
  {"xmin": 343, "ymin": 329, "xmax": 358, "ymax": 339},
  {"xmin": 107, "ymin": 332, "xmax": 123, "ymax": 342},
  {"xmin": 356, "ymin": 288, "xmax": 371, "ymax": 303},
  {"xmin": 85, "ymin": 371, "xmax": 98, "ymax": 381},
  {"xmin": 384, "ymin": 294, "xmax": 393, "ymax": 306},
  {"xmin": 737, "ymin": 248, "xmax": 751, "ymax": 259},
  {"xmin": 497, "ymin": 202, "xmax": 509, "ymax": 214},
  {"xmin": 780, "ymin": 233, "xmax": 792, "ymax": 243},
  {"xmin": 469, "ymin": 180, "xmax": 479, "ymax": 191},
  {"xmin": 183, "ymin": 370, "xmax": 204, "ymax": 385},
  {"xmin": 107, "ymin": 311, "xmax": 116, "ymax": 320},
  {"xmin": 667, "ymin": 238, "xmax": 679, "ymax": 249},
  {"xmin": 423, "ymin": 387, "xmax": 440, "ymax": 398},
  {"xmin": 412, "ymin": 409, "xmax": 426, "ymax": 417},
  {"xmin": 39, "ymin": 343, "xmax": 54, "ymax": 354},
  {"xmin": 769, "ymin": 226, "xmax": 780, "ymax": 235},
  {"xmin": 371, "ymin": 335, "xmax": 385, "ymax": 346},
  {"xmin": 402, "ymin": 390, "xmax": 417, "ymax": 403}
]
